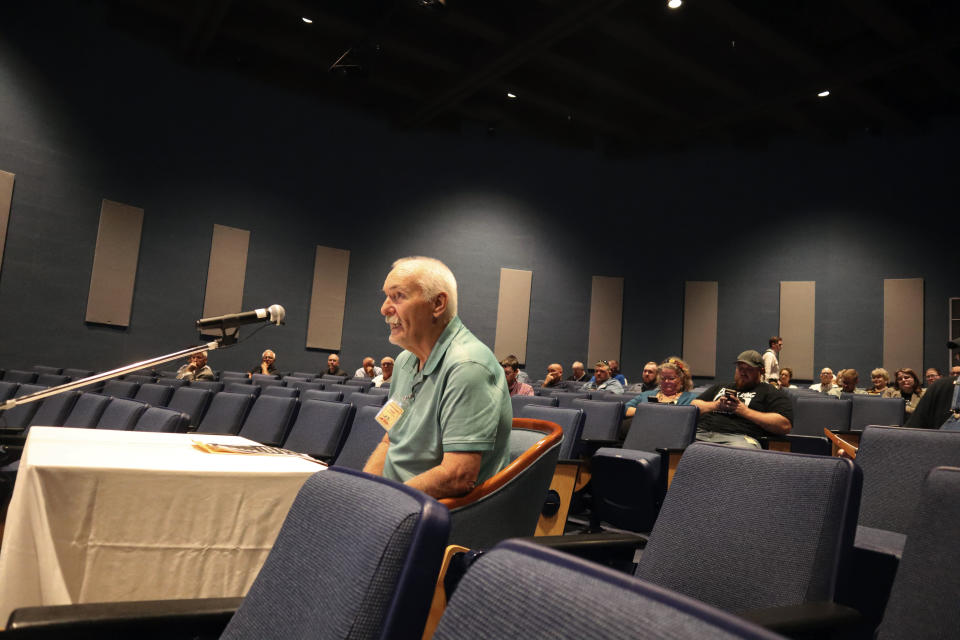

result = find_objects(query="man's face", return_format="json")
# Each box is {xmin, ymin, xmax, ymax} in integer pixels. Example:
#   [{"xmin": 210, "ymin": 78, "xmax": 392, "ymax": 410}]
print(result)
[
  {"xmin": 608, "ymin": 360, "xmax": 620, "ymax": 374},
  {"xmin": 820, "ymin": 369, "xmax": 834, "ymax": 385},
  {"xmin": 595, "ymin": 366, "xmax": 610, "ymax": 383},
  {"xmin": 381, "ymin": 269, "xmax": 438, "ymax": 352},
  {"xmin": 925, "ymin": 368, "xmax": 941, "ymax": 385},
  {"xmin": 363, "ymin": 357, "xmax": 375, "ymax": 374},
  {"xmin": 572, "ymin": 363, "xmax": 584, "ymax": 377},
  {"xmin": 735, "ymin": 363, "xmax": 762, "ymax": 390},
  {"xmin": 952, "ymin": 365, "xmax": 960, "ymax": 377},
  {"xmin": 381, "ymin": 359, "xmax": 394, "ymax": 378},
  {"xmin": 190, "ymin": 353, "xmax": 206, "ymax": 368},
  {"xmin": 773, "ymin": 339, "xmax": 783, "ymax": 353},
  {"xmin": 642, "ymin": 364, "xmax": 657, "ymax": 384},
  {"xmin": 262, "ymin": 351, "xmax": 275, "ymax": 365},
  {"xmin": 502, "ymin": 365, "xmax": 518, "ymax": 386},
  {"xmin": 547, "ymin": 364, "xmax": 562, "ymax": 379},
  {"xmin": 327, "ymin": 354, "xmax": 339, "ymax": 372}
]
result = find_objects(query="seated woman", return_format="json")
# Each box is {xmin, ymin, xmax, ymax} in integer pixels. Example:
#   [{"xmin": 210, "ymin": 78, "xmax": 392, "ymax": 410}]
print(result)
[
  {"xmin": 867, "ymin": 367, "xmax": 890, "ymax": 395},
  {"xmin": 882, "ymin": 367, "xmax": 926, "ymax": 414},
  {"xmin": 624, "ymin": 357, "xmax": 695, "ymax": 417},
  {"xmin": 778, "ymin": 367, "xmax": 797, "ymax": 389}
]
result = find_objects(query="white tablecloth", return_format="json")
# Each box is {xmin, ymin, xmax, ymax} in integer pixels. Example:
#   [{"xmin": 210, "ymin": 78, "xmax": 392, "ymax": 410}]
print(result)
[{"xmin": 0, "ymin": 427, "xmax": 323, "ymax": 625}]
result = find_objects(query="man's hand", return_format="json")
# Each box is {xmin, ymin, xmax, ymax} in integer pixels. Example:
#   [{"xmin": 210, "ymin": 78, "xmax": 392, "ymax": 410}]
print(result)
[{"xmin": 260, "ymin": 362, "xmax": 270, "ymax": 374}]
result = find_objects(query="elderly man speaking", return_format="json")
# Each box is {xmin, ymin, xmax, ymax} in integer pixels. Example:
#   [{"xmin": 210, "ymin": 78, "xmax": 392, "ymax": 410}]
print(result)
[{"xmin": 363, "ymin": 257, "xmax": 512, "ymax": 499}]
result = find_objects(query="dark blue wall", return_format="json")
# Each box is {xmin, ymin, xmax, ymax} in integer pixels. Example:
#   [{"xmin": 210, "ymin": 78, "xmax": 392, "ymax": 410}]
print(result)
[{"xmin": 0, "ymin": 3, "xmax": 955, "ymax": 382}]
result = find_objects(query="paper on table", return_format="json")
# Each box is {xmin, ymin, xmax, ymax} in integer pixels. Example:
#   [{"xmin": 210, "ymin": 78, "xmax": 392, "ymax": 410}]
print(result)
[{"xmin": 191, "ymin": 440, "xmax": 326, "ymax": 465}]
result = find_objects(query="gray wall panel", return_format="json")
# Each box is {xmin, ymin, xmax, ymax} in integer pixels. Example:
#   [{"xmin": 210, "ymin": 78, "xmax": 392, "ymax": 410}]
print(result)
[
  {"xmin": 587, "ymin": 276, "xmax": 623, "ymax": 367},
  {"xmin": 494, "ymin": 268, "xmax": 533, "ymax": 363},
  {"xmin": 200, "ymin": 224, "xmax": 250, "ymax": 336},
  {"xmin": 85, "ymin": 199, "xmax": 143, "ymax": 327},
  {"xmin": 683, "ymin": 281, "xmax": 718, "ymax": 378},
  {"xmin": 884, "ymin": 278, "xmax": 924, "ymax": 375},
  {"xmin": 0, "ymin": 170, "xmax": 12, "ymax": 275},
  {"xmin": 779, "ymin": 281, "xmax": 816, "ymax": 381},
  {"xmin": 306, "ymin": 245, "xmax": 350, "ymax": 350}
]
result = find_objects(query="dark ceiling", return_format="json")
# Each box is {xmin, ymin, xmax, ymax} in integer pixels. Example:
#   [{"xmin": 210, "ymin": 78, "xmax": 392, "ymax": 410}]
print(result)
[{"xmin": 97, "ymin": 0, "xmax": 960, "ymax": 154}]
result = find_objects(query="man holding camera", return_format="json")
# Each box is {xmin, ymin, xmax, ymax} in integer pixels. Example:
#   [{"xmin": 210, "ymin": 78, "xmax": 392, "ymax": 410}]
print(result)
[{"xmin": 691, "ymin": 350, "xmax": 792, "ymax": 448}]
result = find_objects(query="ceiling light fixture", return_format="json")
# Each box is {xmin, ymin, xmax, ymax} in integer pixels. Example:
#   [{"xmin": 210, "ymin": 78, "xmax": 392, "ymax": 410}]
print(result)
[
  {"xmin": 506, "ymin": 92, "xmax": 517, "ymax": 99},
  {"xmin": 818, "ymin": 90, "xmax": 830, "ymax": 97},
  {"xmin": 668, "ymin": 0, "xmax": 683, "ymax": 9},
  {"xmin": 301, "ymin": 17, "xmax": 313, "ymax": 24}
]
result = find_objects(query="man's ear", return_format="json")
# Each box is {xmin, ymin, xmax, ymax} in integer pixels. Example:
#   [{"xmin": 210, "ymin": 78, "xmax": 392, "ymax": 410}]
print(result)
[{"xmin": 432, "ymin": 292, "xmax": 448, "ymax": 319}]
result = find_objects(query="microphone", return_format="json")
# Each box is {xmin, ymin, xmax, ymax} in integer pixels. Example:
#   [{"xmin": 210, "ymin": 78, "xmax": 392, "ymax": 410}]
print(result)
[{"xmin": 197, "ymin": 304, "xmax": 286, "ymax": 331}]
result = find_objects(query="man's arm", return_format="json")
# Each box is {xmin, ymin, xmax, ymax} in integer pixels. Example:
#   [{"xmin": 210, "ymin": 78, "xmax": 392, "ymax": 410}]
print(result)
[
  {"xmin": 405, "ymin": 451, "xmax": 482, "ymax": 499},
  {"xmin": 722, "ymin": 394, "xmax": 791, "ymax": 435},
  {"xmin": 363, "ymin": 432, "xmax": 390, "ymax": 475}
]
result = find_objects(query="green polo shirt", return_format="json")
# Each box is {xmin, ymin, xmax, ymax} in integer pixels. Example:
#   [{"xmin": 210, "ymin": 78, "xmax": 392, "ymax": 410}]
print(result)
[{"xmin": 382, "ymin": 316, "xmax": 512, "ymax": 485}]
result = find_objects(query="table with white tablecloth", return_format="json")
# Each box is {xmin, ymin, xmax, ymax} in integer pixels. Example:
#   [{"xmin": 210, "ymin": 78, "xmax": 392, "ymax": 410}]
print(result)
[{"xmin": 0, "ymin": 427, "xmax": 323, "ymax": 624}]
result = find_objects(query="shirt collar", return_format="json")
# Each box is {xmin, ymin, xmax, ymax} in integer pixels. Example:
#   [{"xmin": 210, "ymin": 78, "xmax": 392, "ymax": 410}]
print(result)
[{"xmin": 400, "ymin": 316, "xmax": 463, "ymax": 377}]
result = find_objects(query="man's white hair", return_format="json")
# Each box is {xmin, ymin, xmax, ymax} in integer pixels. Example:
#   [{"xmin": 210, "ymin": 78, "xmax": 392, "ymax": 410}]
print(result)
[
  {"xmin": 262, "ymin": 349, "xmax": 275, "ymax": 358},
  {"xmin": 391, "ymin": 256, "xmax": 458, "ymax": 322}
]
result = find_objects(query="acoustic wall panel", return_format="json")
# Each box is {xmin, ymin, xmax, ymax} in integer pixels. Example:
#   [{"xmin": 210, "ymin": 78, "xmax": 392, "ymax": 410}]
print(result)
[
  {"xmin": 306, "ymin": 245, "xmax": 350, "ymax": 350},
  {"xmin": 779, "ymin": 281, "xmax": 816, "ymax": 381},
  {"xmin": 587, "ymin": 276, "xmax": 623, "ymax": 367},
  {"xmin": 883, "ymin": 278, "xmax": 924, "ymax": 375},
  {"xmin": 84, "ymin": 199, "xmax": 144, "ymax": 326},
  {"xmin": 200, "ymin": 224, "xmax": 250, "ymax": 336},
  {"xmin": 494, "ymin": 268, "xmax": 533, "ymax": 363},
  {"xmin": 683, "ymin": 281, "xmax": 718, "ymax": 378},
  {"xmin": 0, "ymin": 170, "xmax": 13, "ymax": 275}
]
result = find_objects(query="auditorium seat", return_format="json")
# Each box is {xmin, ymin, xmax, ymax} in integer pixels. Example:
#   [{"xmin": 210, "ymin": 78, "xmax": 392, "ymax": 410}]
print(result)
[
  {"xmin": 167, "ymin": 387, "xmax": 213, "ymax": 428},
  {"xmin": 793, "ymin": 396, "xmax": 852, "ymax": 435},
  {"xmin": 261, "ymin": 386, "xmax": 298, "ymax": 398},
  {"xmin": 195, "ymin": 392, "xmax": 255, "ymax": 436},
  {"xmin": 849, "ymin": 395, "xmax": 904, "ymax": 430},
  {"xmin": 0, "ymin": 381, "xmax": 18, "ymax": 403},
  {"xmin": 289, "ymin": 371, "xmax": 317, "ymax": 380},
  {"xmin": 343, "ymin": 392, "xmax": 387, "ymax": 408},
  {"xmin": 123, "ymin": 373, "xmax": 156, "ymax": 385},
  {"xmin": 344, "ymin": 378, "xmax": 374, "ymax": 391},
  {"xmin": 325, "ymin": 383, "xmax": 356, "ymax": 397},
  {"xmin": 546, "ymin": 390, "xmax": 590, "ymax": 408},
  {"xmin": 302, "ymin": 389, "xmax": 342, "ymax": 403},
  {"xmin": 283, "ymin": 399, "xmax": 355, "ymax": 462},
  {"xmin": 134, "ymin": 407, "xmax": 191, "ymax": 433},
  {"xmin": 63, "ymin": 393, "xmax": 113, "ymax": 428},
  {"xmin": 3, "ymin": 370, "xmax": 37, "ymax": 384},
  {"xmin": 134, "ymin": 383, "xmax": 174, "ymax": 407},
  {"xmin": 61, "ymin": 368, "xmax": 94, "ymax": 381},
  {"xmin": 432, "ymin": 539, "xmax": 782, "ymax": 640},
  {"xmin": 333, "ymin": 405, "xmax": 386, "ymax": 470},
  {"xmin": 189, "ymin": 380, "xmax": 224, "ymax": 393},
  {"xmin": 225, "ymin": 382, "xmax": 260, "ymax": 397},
  {"xmin": 572, "ymin": 398, "xmax": 624, "ymax": 442},
  {"xmin": 590, "ymin": 404, "xmax": 698, "ymax": 533},
  {"xmin": 0, "ymin": 384, "xmax": 46, "ymax": 429},
  {"xmin": 518, "ymin": 406, "xmax": 585, "ymax": 460},
  {"xmin": 220, "ymin": 371, "xmax": 249, "ymax": 380},
  {"xmin": 31, "ymin": 365, "xmax": 62, "ymax": 375},
  {"xmin": 237, "ymin": 396, "xmax": 299, "ymax": 446},
  {"xmin": 154, "ymin": 377, "xmax": 188, "ymax": 388},
  {"xmin": 320, "ymin": 374, "xmax": 348, "ymax": 384},
  {"xmin": 29, "ymin": 390, "xmax": 80, "ymax": 427},
  {"xmin": 510, "ymin": 394, "xmax": 558, "ymax": 416},
  {"xmin": 285, "ymin": 380, "xmax": 322, "ymax": 393},
  {"xmin": 366, "ymin": 386, "xmax": 389, "ymax": 397},
  {"xmin": 101, "ymin": 380, "xmax": 140, "ymax": 399},
  {"xmin": 35, "ymin": 373, "xmax": 69, "ymax": 387},
  {"xmin": 251, "ymin": 374, "xmax": 282, "ymax": 388},
  {"xmin": 96, "ymin": 398, "xmax": 149, "ymax": 430}
]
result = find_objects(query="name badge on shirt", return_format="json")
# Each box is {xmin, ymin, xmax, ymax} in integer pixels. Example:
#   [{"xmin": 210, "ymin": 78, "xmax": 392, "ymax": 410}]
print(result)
[{"xmin": 375, "ymin": 400, "xmax": 404, "ymax": 431}]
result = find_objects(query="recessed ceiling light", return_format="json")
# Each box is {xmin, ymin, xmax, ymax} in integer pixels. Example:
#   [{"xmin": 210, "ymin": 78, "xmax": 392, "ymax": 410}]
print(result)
[
  {"xmin": 506, "ymin": 92, "xmax": 517, "ymax": 99},
  {"xmin": 818, "ymin": 90, "xmax": 830, "ymax": 98},
  {"xmin": 301, "ymin": 17, "xmax": 313, "ymax": 24},
  {"xmin": 668, "ymin": 0, "xmax": 683, "ymax": 9}
]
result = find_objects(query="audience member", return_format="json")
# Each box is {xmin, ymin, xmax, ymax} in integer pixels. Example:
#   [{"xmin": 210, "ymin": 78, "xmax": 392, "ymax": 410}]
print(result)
[
  {"xmin": 762, "ymin": 336, "xmax": 782, "ymax": 384},
  {"xmin": 834, "ymin": 368, "xmax": 867, "ymax": 395},
  {"xmin": 354, "ymin": 356, "xmax": 382, "ymax": 379},
  {"xmin": 501, "ymin": 355, "xmax": 534, "ymax": 396},
  {"xmin": 324, "ymin": 353, "xmax": 348, "ymax": 377},
  {"xmin": 542, "ymin": 363, "xmax": 564, "ymax": 388},
  {"xmin": 581, "ymin": 361, "xmax": 624, "ymax": 394},
  {"xmin": 925, "ymin": 367, "xmax": 942, "ymax": 386},
  {"xmin": 867, "ymin": 368, "xmax": 890, "ymax": 395},
  {"xmin": 906, "ymin": 375, "xmax": 958, "ymax": 429},
  {"xmin": 176, "ymin": 351, "xmax": 214, "ymax": 381},
  {"xmin": 567, "ymin": 361, "xmax": 589, "ymax": 383},
  {"xmin": 372, "ymin": 357, "xmax": 394, "ymax": 387},
  {"xmin": 638, "ymin": 361, "xmax": 658, "ymax": 392},
  {"xmin": 953, "ymin": 365, "xmax": 960, "ymax": 378},
  {"xmin": 692, "ymin": 350, "xmax": 792, "ymax": 449},
  {"xmin": 778, "ymin": 367, "xmax": 796, "ymax": 389},
  {"xmin": 607, "ymin": 359, "xmax": 627, "ymax": 386},
  {"xmin": 883, "ymin": 367, "xmax": 925, "ymax": 414},
  {"xmin": 363, "ymin": 257, "xmax": 510, "ymax": 499},
  {"xmin": 624, "ymin": 357, "xmax": 694, "ymax": 417},
  {"xmin": 247, "ymin": 349, "xmax": 277, "ymax": 378},
  {"xmin": 809, "ymin": 367, "xmax": 838, "ymax": 394}
]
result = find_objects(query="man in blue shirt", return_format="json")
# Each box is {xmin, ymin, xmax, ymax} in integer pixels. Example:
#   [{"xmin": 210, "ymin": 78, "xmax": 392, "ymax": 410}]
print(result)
[{"xmin": 363, "ymin": 257, "xmax": 512, "ymax": 499}]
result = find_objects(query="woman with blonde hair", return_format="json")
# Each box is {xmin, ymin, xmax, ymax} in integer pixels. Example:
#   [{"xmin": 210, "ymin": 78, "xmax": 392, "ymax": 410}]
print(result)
[
  {"xmin": 867, "ymin": 368, "xmax": 890, "ymax": 395},
  {"xmin": 624, "ymin": 357, "xmax": 695, "ymax": 417}
]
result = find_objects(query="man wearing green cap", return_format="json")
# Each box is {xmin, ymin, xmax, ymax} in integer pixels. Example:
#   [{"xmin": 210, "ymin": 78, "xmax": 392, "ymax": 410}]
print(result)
[{"xmin": 691, "ymin": 349, "xmax": 793, "ymax": 448}]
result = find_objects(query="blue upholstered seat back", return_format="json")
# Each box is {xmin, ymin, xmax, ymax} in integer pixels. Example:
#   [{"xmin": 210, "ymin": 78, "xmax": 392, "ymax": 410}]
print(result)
[
  {"xmin": 518, "ymin": 406, "xmax": 585, "ymax": 460},
  {"xmin": 283, "ymin": 399, "xmax": 355, "ymax": 461},
  {"xmin": 624, "ymin": 403, "xmax": 698, "ymax": 451}
]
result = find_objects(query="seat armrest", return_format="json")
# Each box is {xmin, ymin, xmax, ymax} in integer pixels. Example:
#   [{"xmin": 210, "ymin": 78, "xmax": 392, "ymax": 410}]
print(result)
[
  {"xmin": 576, "ymin": 439, "xmax": 622, "ymax": 458},
  {"xmin": 523, "ymin": 532, "xmax": 647, "ymax": 572},
  {"xmin": 737, "ymin": 601, "xmax": 860, "ymax": 634},
  {"xmin": 7, "ymin": 597, "xmax": 242, "ymax": 636}
]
